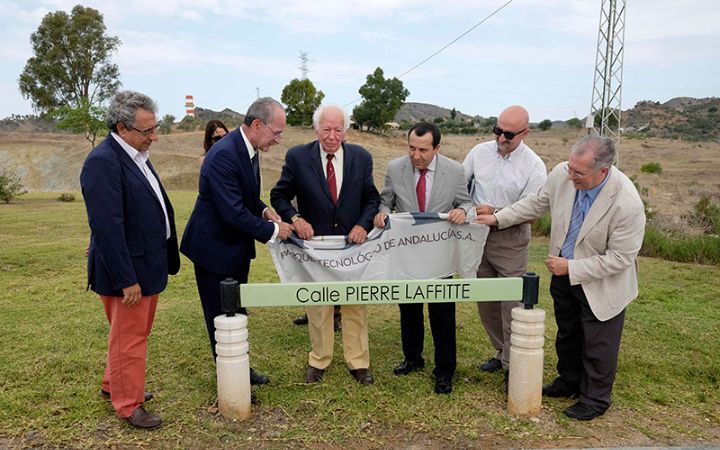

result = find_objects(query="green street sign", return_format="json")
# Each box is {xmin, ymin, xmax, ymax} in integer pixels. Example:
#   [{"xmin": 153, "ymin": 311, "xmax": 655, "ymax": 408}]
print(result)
[{"xmin": 239, "ymin": 277, "xmax": 523, "ymax": 307}]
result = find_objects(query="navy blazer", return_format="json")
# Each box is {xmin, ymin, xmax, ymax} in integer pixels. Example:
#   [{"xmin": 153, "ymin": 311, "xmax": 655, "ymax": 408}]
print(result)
[
  {"xmin": 180, "ymin": 128, "xmax": 275, "ymax": 274},
  {"xmin": 270, "ymin": 141, "xmax": 380, "ymax": 235},
  {"xmin": 80, "ymin": 134, "xmax": 180, "ymax": 297}
]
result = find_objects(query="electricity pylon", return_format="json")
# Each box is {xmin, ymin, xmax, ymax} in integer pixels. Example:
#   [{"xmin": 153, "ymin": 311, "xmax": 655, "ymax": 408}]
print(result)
[{"xmin": 589, "ymin": 0, "xmax": 627, "ymax": 166}]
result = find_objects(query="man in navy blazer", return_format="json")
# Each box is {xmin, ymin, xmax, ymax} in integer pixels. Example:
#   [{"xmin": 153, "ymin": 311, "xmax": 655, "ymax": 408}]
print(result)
[
  {"xmin": 270, "ymin": 104, "xmax": 380, "ymax": 385},
  {"xmin": 80, "ymin": 91, "xmax": 180, "ymax": 430},
  {"xmin": 181, "ymin": 97, "xmax": 293, "ymax": 387}
]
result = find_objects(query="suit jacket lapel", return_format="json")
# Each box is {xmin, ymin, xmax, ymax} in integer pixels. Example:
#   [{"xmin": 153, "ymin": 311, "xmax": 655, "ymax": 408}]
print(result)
[
  {"xmin": 307, "ymin": 141, "xmax": 334, "ymax": 204},
  {"xmin": 233, "ymin": 129, "xmax": 260, "ymax": 200},
  {"xmin": 401, "ymin": 158, "xmax": 420, "ymax": 211},
  {"xmin": 557, "ymin": 180, "xmax": 577, "ymax": 240},
  {"xmin": 427, "ymin": 156, "xmax": 447, "ymax": 212},
  {"xmin": 338, "ymin": 143, "xmax": 354, "ymax": 204},
  {"xmin": 577, "ymin": 169, "xmax": 618, "ymax": 243},
  {"xmin": 110, "ymin": 137, "xmax": 162, "ymax": 207}
]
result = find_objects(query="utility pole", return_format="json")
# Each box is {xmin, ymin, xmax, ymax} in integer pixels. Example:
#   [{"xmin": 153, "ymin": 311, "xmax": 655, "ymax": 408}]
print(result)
[{"xmin": 589, "ymin": 0, "xmax": 627, "ymax": 167}]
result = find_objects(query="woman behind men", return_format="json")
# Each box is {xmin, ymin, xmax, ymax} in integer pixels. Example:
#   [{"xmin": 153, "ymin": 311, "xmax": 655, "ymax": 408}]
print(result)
[{"xmin": 200, "ymin": 120, "xmax": 229, "ymax": 166}]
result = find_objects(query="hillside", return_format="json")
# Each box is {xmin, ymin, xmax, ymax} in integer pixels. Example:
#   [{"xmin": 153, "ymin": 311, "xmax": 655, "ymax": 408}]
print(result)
[
  {"xmin": 394, "ymin": 102, "xmax": 475, "ymax": 124},
  {"xmin": 2, "ymin": 127, "xmax": 719, "ymax": 232},
  {"xmin": 623, "ymin": 97, "xmax": 720, "ymax": 140}
]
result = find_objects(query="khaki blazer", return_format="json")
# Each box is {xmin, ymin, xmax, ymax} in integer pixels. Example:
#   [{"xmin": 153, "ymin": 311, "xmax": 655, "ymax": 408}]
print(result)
[{"xmin": 495, "ymin": 163, "xmax": 646, "ymax": 321}]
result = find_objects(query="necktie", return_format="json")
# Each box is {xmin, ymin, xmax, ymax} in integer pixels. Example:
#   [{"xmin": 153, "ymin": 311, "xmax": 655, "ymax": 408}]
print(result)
[
  {"xmin": 561, "ymin": 192, "xmax": 588, "ymax": 260},
  {"xmin": 326, "ymin": 154, "xmax": 337, "ymax": 203},
  {"xmin": 251, "ymin": 153, "xmax": 260, "ymax": 187},
  {"xmin": 416, "ymin": 169, "xmax": 428, "ymax": 212}
]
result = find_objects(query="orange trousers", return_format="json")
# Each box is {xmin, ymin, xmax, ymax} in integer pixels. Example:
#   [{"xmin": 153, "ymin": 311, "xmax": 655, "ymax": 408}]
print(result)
[{"xmin": 100, "ymin": 294, "xmax": 158, "ymax": 418}]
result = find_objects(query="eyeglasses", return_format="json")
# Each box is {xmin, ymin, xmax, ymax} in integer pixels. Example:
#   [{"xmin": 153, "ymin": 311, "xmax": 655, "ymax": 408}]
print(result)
[
  {"xmin": 262, "ymin": 121, "xmax": 283, "ymax": 137},
  {"xmin": 493, "ymin": 125, "xmax": 527, "ymax": 140},
  {"xmin": 564, "ymin": 163, "xmax": 595, "ymax": 180},
  {"xmin": 211, "ymin": 135, "xmax": 224, "ymax": 144},
  {"xmin": 126, "ymin": 123, "xmax": 159, "ymax": 136}
]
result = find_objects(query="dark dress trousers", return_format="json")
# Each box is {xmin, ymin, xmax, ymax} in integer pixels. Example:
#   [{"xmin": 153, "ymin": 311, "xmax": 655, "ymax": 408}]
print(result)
[{"xmin": 180, "ymin": 128, "xmax": 275, "ymax": 358}]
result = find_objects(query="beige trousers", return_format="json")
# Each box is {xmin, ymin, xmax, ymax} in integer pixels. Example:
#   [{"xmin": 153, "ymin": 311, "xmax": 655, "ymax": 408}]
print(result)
[{"xmin": 307, "ymin": 304, "xmax": 369, "ymax": 370}]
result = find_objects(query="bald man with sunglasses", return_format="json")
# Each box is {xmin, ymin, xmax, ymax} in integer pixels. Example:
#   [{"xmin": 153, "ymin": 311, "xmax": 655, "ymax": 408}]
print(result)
[{"xmin": 462, "ymin": 105, "xmax": 547, "ymax": 384}]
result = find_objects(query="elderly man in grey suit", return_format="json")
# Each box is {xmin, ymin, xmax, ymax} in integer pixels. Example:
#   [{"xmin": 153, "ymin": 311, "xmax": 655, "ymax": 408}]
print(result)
[
  {"xmin": 373, "ymin": 122, "xmax": 472, "ymax": 394},
  {"xmin": 475, "ymin": 136, "xmax": 646, "ymax": 420}
]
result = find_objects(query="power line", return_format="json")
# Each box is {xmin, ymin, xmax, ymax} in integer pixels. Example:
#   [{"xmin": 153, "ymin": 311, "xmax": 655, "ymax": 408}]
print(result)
[{"xmin": 344, "ymin": 0, "xmax": 515, "ymax": 107}]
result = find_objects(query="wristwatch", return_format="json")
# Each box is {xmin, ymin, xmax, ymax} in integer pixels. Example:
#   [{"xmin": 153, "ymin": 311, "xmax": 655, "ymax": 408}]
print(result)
[{"xmin": 291, "ymin": 214, "xmax": 301, "ymax": 223}]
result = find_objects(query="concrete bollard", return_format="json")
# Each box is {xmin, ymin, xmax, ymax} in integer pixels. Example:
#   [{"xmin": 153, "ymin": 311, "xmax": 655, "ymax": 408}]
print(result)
[
  {"xmin": 507, "ymin": 306, "xmax": 545, "ymax": 416},
  {"xmin": 215, "ymin": 313, "xmax": 252, "ymax": 420}
]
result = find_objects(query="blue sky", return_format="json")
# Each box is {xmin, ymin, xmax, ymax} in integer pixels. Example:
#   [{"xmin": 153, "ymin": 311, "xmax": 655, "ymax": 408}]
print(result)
[{"xmin": 0, "ymin": 0, "xmax": 718, "ymax": 122}]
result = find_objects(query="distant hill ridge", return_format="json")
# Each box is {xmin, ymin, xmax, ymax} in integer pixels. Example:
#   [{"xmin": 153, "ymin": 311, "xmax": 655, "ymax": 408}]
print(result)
[{"xmin": 1, "ymin": 97, "xmax": 718, "ymax": 141}]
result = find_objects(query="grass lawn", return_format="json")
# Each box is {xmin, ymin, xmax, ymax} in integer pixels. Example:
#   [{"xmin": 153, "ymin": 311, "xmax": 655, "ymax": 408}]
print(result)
[{"xmin": 0, "ymin": 192, "xmax": 719, "ymax": 448}]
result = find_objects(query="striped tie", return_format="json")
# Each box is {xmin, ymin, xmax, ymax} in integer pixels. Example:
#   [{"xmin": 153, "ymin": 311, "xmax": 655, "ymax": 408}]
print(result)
[{"xmin": 560, "ymin": 192, "xmax": 588, "ymax": 260}]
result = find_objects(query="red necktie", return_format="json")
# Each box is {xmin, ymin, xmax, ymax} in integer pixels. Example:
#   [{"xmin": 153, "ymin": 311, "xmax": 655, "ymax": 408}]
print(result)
[
  {"xmin": 416, "ymin": 168, "xmax": 428, "ymax": 212},
  {"xmin": 326, "ymin": 154, "xmax": 337, "ymax": 204}
]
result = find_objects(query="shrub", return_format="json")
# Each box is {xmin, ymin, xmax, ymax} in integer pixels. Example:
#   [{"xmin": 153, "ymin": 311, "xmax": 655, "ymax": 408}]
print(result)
[
  {"xmin": 57, "ymin": 193, "xmax": 75, "ymax": 202},
  {"xmin": 0, "ymin": 169, "xmax": 27, "ymax": 203},
  {"xmin": 686, "ymin": 195, "xmax": 720, "ymax": 234},
  {"xmin": 640, "ymin": 162, "xmax": 663, "ymax": 174},
  {"xmin": 640, "ymin": 225, "xmax": 720, "ymax": 265}
]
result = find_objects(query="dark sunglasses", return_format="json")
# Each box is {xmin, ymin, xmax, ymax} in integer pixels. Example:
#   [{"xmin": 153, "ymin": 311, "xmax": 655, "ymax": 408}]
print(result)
[
  {"xmin": 211, "ymin": 135, "xmax": 224, "ymax": 143},
  {"xmin": 493, "ymin": 126, "xmax": 527, "ymax": 140}
]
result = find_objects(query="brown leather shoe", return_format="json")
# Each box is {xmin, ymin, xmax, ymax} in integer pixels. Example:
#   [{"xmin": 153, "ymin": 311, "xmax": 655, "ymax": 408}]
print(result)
[
  {"xmin": 102, "ymin": 389, "xmax": 153, "ymax": 402},
  {"xmin": 124, "ymin": 405, "xmax": 162, "ymax": 430},
  {"xmin": 349, "ymin": 368, "xmax": 374, "ymax": 385},
  {"xmin": 304, "ymin": 366, "xmax": 325, "ymax": 383}
]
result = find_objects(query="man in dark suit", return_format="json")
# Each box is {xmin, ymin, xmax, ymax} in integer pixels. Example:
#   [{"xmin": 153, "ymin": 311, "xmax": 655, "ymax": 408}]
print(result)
[
  {"xmin": 181, "ymin": 97, "xmax": 293, "ymax": 387},
  {"xmin": 80, "ymin": 90, "xmax": 180, "ymax": 430},
  {"xmin": 372, "ymin": 122, "xmax": 471, "ymax": 394},
  {"xmin": 270, "ymin": 104, "xmax": 380, "ymax": 385}
]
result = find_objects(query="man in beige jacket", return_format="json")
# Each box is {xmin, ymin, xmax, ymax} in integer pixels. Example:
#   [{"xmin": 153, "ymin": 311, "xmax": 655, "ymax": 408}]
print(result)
[{"xmin": 475, "ymin": 136, "xmax": 646, "ymax": 420}]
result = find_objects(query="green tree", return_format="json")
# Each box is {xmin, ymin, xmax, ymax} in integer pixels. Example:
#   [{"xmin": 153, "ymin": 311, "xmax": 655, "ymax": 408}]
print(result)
[
  {"xmin": 50, "ymin": 98, "xmax": 106, "ymax": 148},
  {"xmin": 352, "ymin": 67, "xmax": 409, "ymax": 131},
  {"xmin": 566, "ymin": 117, "xmax": 583, "ymax": 129},
  {"xmin": 18, "ymin": 5, "xmax": 121, "ymax": 114},
  {"xmin": 450, "ymin": 108, "xmax": 457, "ymax": 120},
  {"xmin": 0, "ymin": 169, "xmax": 27, "ymax": 204},
  {"xmin": 281, "ymin": 78, "xmax": 325, "ymax": 126},
  {"xmin": 159, "ymin": 114, "xmax": 176, "ymax": 135},
  {"xmin": 538, "ymin": 119, "xmax": 553, "ymax": 131}
]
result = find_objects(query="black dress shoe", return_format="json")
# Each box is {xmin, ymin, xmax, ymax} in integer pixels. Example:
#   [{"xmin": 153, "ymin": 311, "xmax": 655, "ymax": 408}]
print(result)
[
  {"xmin": 393, "ymin": 359, "xmax": 424, "ymax": 376},
  {"xmin": 250, "ymin": 368, "xmax": 270, "ymax": 385},
  {"xmin": 293, "ymin": 314, "xmax": 309, "ymax": 325},
  {"xmin": 124, "ymin": 405, "xmax": 162, "ymax": 430},
  {"xmin": 479, "ymin": 357, "xmax": 503, "ymax": 372},
  {"xmin": 349, "ymin": 368, "xmax": 374, "ymax": 385},
  {"xmin": 434, "ymin": 375, "xmax": 452, "ymax": 394},
  {"xmin": 542, "ymin": 378, "xmax": 579, "ymax": 398},
  {"xmin": 304, "ymin": 366, "xmax": 325, "ymax": 383},
  {"xmin": 102, "ymin": 389, "xmax": 153, "ymax": 402},
  {"xmin": 563, "ymin": 401, "xmax": 605, "ymax": 420}
]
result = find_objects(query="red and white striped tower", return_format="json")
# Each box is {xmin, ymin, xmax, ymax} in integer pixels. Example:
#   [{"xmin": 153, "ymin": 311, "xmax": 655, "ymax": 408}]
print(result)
[{"xmin": 185, "ymin": 95, "xmax": 195, "ymax": 117}]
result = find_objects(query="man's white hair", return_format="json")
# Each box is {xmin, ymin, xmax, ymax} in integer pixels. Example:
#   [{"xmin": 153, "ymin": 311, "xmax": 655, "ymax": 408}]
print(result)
[{"xmin": 312, "ymin": 104, "xmax": 350, "ymax": 130}]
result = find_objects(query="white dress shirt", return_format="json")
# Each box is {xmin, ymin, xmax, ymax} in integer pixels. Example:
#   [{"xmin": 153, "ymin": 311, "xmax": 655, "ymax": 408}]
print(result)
[
  {"xmin": 462, "ymin": 140, "xmax": 547, "ymax": 208},
  {"xmin": 111, "ymin": 132, "xmax": 171, "ymax": 239}
]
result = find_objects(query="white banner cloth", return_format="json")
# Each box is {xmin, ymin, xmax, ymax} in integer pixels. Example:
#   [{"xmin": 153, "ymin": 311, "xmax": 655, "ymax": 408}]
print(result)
[{"xmin": 269, "ymin": 212, "xmax": 489, "ymax": 282}]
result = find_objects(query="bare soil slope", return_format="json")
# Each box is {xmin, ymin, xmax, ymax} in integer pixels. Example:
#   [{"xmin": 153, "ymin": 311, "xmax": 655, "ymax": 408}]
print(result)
[{"xmin": 1, "ymin": 128, "xmax": 719, "ymax": 219}]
